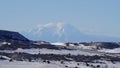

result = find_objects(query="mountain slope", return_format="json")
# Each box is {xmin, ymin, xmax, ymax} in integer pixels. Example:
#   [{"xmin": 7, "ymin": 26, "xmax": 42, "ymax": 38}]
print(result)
[{"xmin": 22, "ymin": 23, "xmax": 92, "ymax": 42}]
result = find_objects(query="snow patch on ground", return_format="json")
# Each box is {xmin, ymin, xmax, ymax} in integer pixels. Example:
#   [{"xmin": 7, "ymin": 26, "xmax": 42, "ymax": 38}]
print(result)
[
  {"xmin": 0, "ymin": 55, "xmax": 11, "ymax": 60},
  {"xmin": 0, "ymin": 60, "xmax": 63, "ymax": 68},
  {"xmin": 99, "ymin": 48, "xmax": 120, "ymax": 53},
  {"xmin": 0, "ymin": 60, "xmax": 120, "ymax": 68},
  {"xmin": 51, "ymin": 42, "xmax": 66, "ymax": 46}
]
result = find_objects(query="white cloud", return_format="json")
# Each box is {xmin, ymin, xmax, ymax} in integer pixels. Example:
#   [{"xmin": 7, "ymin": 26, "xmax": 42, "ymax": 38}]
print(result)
[
  {"xmin": 35, "ymin": 22, "xmax": 54, "ymax": 33},
  {"xmin": 44, "ymin": 22, "xmax": 54, "ymax": 27},
  {"xmin": 36, "ymin": 22, "xmax": 54, "ymax": 28}
]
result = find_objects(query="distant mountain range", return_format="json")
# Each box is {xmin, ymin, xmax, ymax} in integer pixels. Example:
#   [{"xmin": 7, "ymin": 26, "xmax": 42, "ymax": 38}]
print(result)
[{"xmin": 21, "ymin": 23, "xmax": 120, "ymax": 42}]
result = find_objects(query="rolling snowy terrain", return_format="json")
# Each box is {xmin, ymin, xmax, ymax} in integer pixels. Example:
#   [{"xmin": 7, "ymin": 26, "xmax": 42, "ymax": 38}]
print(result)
[{"xmin": 0, "ymin": 30, "xmax": 120, "ymax": 68}]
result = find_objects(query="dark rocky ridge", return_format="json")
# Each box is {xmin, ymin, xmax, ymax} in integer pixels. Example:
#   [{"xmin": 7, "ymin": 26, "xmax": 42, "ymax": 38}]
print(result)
[
  {"xmin": 0, "ymin": 30, "xmax": 59, "ymax": 50},
  {"xmin": 0, "ymin": 30, "xmax": 29, "ymax": 41}
]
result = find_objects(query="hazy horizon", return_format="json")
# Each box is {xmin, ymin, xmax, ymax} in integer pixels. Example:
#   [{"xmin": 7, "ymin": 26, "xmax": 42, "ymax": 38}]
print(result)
[{"xmin": 0, "ymin": 0, "xmax": 120, "ymax": 38}]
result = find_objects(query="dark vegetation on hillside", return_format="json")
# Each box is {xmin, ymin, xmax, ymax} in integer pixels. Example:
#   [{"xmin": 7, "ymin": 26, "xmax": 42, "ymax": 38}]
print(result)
[{"xmin": 0, "ymin": 52, "xmax": 120, "ymax": 62}]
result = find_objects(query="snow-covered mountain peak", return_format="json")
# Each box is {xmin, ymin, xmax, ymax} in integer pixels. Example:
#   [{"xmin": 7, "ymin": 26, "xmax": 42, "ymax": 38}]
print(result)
[
  {"xmin": 22, "ymin": 23, "xmax": 79, "ymax": 42},
  {"xmin": 21, "ymin": 22, "xmax": 120, "ymax": 42},
  {"xmin": 31, "ymin": 22, "xmax": 66, "ymax": 35}
]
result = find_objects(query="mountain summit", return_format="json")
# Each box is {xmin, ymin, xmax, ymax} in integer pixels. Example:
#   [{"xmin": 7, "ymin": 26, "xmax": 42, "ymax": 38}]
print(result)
[
  {"xmin": 22, "ymin": 23, "xmax": 87, "ymax": 42},
  {"xmin": 22, "ymin": 23, "xmax": 120, "ymax": 42}
]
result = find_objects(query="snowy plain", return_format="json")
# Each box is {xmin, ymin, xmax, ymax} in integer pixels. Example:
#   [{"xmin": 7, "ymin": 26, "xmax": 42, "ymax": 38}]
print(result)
[
  {"xmin": 0, "ymin": 60, "xmax": 120, "ymax": 68},
  {"xmin": 0, "ymin": 48, "xmax": 98, "ymax": 56}
]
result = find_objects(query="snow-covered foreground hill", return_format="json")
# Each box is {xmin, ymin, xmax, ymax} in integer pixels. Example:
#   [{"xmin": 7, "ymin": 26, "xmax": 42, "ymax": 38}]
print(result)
[
  {"xmin": 0, "ymin": 42, "xmax": 120, "ymax": 68},
  {"xmin": 0, "ymin": 47, "xmax": 120, "ymax": 68}
]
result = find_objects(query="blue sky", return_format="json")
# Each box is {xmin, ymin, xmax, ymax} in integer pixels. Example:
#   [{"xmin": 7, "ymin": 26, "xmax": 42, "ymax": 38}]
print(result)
[{"xmin": 0, "ymin": 0, "xmax": 120, "ymax": 38}]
